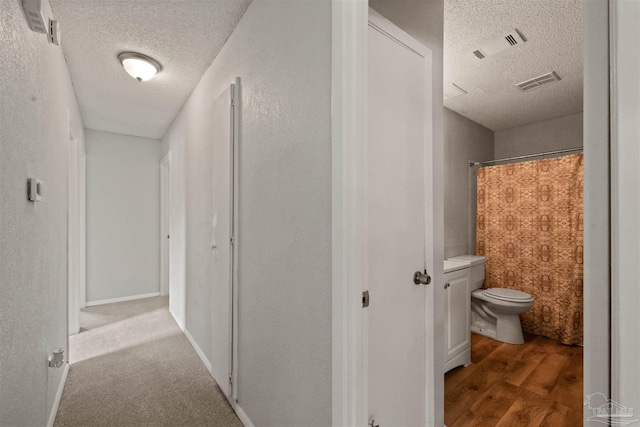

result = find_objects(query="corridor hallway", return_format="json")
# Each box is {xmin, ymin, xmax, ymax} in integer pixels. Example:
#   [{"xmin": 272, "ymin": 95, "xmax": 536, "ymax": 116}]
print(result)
[{"xmin": 54, "ymin": 297, "xmax": 241, "ymax": 427}]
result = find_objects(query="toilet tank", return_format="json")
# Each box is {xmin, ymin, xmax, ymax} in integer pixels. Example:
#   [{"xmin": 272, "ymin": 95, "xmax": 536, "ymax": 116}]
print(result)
[{"xmin": 447, "ymin": 255, "xmax": 486, "ymax": 290}]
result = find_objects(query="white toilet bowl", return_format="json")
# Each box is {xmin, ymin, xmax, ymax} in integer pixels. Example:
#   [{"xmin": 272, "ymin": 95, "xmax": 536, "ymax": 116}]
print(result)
[{"xmin": 471, "ymin": 288, "xmax": 534, "ymax": 344}]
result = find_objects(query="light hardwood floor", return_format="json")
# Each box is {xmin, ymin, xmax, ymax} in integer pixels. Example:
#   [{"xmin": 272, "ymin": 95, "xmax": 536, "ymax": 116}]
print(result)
[{"xmin": 445, "ymin": 332, "xmax": 583, "ymax": 427}]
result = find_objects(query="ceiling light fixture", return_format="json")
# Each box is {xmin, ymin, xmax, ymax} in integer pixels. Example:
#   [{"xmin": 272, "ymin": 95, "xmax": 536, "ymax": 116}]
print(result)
[{"xmin": 118, "ymin": 52, "xmax": 162, "ymax": 82}]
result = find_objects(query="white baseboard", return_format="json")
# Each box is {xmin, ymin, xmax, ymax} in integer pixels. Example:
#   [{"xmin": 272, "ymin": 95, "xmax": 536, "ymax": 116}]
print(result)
[
  {"xmin": 46, "ymin": 362, "xmax": 69, "ymax": 427},
  {"xmin": 169, "ymin": 308, "xmax": 213, "ymax": 373},
  {"xmin": 169, "ymin": 309, "xmax": 252, "ymax": 427},
  {"xmin": 235, "ymin": 404, "xmax": 256, "ymax": 427},
  {"xmin": 86, "ymin": 292, "xmax": 161, "ymax": 307},
  {"xmin": 169, "ymin": 307, "xmax": 185, "ymax": 330}
]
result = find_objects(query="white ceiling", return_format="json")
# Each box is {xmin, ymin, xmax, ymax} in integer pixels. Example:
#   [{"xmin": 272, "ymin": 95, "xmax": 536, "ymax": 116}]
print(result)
[
  {"xmin": 50, "ymin": 0, "xmax": 252, "ymax": 140},
  {"xmin": 444, "ymin": 0, "xmax": 583, "ymax": 131}
]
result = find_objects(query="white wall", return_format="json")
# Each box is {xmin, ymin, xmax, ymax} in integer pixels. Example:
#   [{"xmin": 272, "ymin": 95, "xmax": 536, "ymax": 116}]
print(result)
[
  {"xmin": 494, "ymin": 112, "xmax": 583, "ymax": 159},
  {"xmin": 0, "ymin": 0, "xmax": 84, "ymax": 424},
  {"xmin": 161, "ymin": 0, "xmax": 332, "ymax": 425},
  {"xmin": 443, "ymin": 108, "xmax": 494, "ymax": 259},
  {"xmin": 86, "ymin": 129, "xmax": 161, "ymax": 303}
]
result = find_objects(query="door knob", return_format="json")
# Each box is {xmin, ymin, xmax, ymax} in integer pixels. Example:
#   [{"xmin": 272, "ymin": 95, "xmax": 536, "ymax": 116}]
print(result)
[{"xmin": 413, "ymin": 270, "xmax": 431, "ymax": 285}]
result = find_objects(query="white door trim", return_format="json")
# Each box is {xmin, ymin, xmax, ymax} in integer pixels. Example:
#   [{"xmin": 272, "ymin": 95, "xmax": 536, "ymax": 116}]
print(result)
[
  {"xmin": 67, "ymin": 110, "xmax": 83, "ymax": 338},
  {"xmin": 331, "ymin": 0, "xmax": 369, "ymax": 425},
  {"xmin": 609, "ymin": 0, "xmax": 640, "ymax": 415},
  {"xmin": 160, "ymin": 152, "xmax": 171, "ymax": 297},
  {"xmin": 79, "ymin": 139, "xmax": 86, "ymax": 310},
  {"xmin": 583, "ymin": 1, "xmax": 612, "ymax": 424},
  {"xmin": 231, "ymin": 78, "xmax": 241, "ymax": 407}
]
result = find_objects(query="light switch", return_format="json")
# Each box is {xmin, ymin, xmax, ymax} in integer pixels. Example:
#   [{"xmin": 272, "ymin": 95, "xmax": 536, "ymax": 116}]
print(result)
[{"xmin": 27, "ymin": 178, "xmax": 44, "ymax": 202}]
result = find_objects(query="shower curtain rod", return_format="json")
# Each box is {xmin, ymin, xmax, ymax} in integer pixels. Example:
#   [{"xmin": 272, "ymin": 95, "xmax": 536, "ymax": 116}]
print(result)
[{"xmin": 469, "ymin": 147, "xmax": 583, "ymax": 167}]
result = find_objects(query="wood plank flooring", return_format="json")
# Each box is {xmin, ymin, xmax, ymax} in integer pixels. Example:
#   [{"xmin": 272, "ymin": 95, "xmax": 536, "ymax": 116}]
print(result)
[{"xmin": 445, "ymin": 333, "xmax": 583, "ymax": 427}]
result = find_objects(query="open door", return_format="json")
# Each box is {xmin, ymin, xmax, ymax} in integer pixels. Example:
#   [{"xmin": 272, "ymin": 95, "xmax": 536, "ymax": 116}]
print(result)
[{"xmin": 367, "ymin": 9, "xmax": 434, "ymax": 427}]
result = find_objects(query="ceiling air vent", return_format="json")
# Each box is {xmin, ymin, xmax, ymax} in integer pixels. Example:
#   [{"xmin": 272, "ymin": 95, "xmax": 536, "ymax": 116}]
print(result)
[
  {"xmin": 444, "ymin": 83, "xmax": 468, "ymax": 100},
  {"xmin": 22, "ymin": 0, "xmax": 47, "ymax": 34},
  {"xmin": 516, "ymin": 71, "xmax": 562, "ymax": 92},
  {"xmin": 472, "ymin": 29, "xmax": 525, "ymax": 59}
]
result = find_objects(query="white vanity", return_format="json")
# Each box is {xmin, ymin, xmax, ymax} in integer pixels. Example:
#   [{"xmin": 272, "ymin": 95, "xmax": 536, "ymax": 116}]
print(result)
[
  {"xmin": 443, "ymin": 260, "xmax": 471, "ymax": 372},
  {"xmin": 443, "ymin": 255, "xmax": 486, "ymax": 373}
]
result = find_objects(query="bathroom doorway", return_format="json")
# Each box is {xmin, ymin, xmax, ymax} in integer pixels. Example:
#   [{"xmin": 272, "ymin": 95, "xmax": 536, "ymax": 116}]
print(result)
[{"xmin": 442, "ymin": 0, "xmax": 585, "ymax": 424}]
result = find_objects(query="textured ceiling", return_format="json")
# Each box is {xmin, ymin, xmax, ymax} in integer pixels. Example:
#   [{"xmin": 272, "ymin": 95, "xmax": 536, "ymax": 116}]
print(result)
[
  {"xmin": 50, "ymin": 0, "xmax": 252, "ymax": 139},
  {"xmin": 444, "ymin": 0, "xmax": 583, "ymax": 131}
]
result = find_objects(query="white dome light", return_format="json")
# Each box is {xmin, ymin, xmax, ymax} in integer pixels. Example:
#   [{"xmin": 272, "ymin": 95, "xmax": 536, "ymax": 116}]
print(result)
[{"xmin": 118, "ymin": 52, "xmax": 162, "ymax": 82}]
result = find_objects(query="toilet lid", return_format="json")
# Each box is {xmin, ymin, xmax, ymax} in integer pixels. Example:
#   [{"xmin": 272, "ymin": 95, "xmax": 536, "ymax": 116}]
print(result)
[{"xmin": 484, "ymin": 288, "xmax": 533, "ymax": 302}]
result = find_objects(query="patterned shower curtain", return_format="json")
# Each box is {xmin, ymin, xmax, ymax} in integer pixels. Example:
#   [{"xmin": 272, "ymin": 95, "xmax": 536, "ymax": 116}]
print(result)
[{"xmin": 476, "ymin": 153, "xmax": 583, "ymax": 345}]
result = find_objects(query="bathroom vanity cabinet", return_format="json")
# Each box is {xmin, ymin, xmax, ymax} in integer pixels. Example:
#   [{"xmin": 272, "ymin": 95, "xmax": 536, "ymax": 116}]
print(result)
[{"xmin": 444, "ymin": 266, "xmax": 471, "ymax": 372}]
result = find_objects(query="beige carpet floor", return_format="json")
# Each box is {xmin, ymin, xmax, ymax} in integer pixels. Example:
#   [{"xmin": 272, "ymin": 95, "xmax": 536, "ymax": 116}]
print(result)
[{"xmin": 54, "ymin": 296, "xmax": 243, "ymax": 427}]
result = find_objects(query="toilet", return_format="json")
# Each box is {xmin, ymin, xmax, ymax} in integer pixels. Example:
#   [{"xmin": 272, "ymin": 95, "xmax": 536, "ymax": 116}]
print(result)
[{"xmin": 448, "ymin": 255, "xmax": 534, "ymax": 345}]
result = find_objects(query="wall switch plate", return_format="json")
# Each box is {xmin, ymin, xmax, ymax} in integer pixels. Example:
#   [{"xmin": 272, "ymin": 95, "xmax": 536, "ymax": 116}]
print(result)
[{"xmin": 27, "ymin": 178, "xmax": 44, "ymax": 202}]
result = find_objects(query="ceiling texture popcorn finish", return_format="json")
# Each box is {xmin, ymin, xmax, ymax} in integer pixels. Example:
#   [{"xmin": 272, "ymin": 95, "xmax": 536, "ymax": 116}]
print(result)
[
  {"xmin": 444, "ymin": 0, "xmax": 583, "ymax": 131},
  {"xmin": 49, "ymin": 0, "xmax": 253, "ymax": 139}
]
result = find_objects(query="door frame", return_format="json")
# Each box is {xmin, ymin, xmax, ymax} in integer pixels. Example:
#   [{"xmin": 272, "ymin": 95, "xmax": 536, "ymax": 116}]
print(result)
[
  {"xmin": 608, "ymin": 0, "xmax": 640, "ymax": 416},
  {"xmin": 331, "ymin": 0, "xmax": 369, "ymax": 424},
  {"xmin": 334, "ymin": 2, "xmax": 615, "ymax": 426},
  {"xmin": 584, "ymin": 1, "xmax": 613, "ymax": 424},
  {"xmin": 210, "ymin": 79, "xmax": 241, "ymax": 407},
  {"xmin": 68, "ymin": 132, "xmax": 80, "ymax": 336},
  {"xmin": 331, "ymin": 3, "xmax": 441, "ymax": 426},
  {"xmin": 67, "ymin": 111, "xmax": 86, "ymax": 337},
  {"xmin": 230, "ymin": 78, "xmax": 241, "ymax": 407},
  {"xmin": 160, "ymin": 152, "xmax": 171, "ymax": 297}
]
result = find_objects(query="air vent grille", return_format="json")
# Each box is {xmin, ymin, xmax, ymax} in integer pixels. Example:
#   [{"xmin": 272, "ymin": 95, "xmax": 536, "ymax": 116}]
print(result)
[
  {"xmin": 516, "ymin": 71, "xmax": 561, "ymax": 92},
  {"xmin": 472, "ymin": 29, "xmax": 525, "ymax": 59},
  {"xmin": 444, "ymin": 83, "xmax": 468, "ymax": 100},
  {"xmin": 505, "ymin": 34, "xmax": 518, "ymax": 46}
]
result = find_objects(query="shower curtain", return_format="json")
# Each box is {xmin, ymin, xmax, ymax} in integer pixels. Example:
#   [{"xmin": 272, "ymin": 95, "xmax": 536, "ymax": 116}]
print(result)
[{"xmin": 476, "ymin": 153, "xmax": 583, "ymax": 345}]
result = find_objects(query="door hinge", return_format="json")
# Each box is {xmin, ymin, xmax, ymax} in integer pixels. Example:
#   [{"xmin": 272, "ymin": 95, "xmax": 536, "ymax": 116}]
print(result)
[
  {"xmin": 362, "ymin": 291, "xmax": 369, "ymax": 308},
  {"xmin": 230, "ymin": 235, "xmax": 235, "ymax": 245}
]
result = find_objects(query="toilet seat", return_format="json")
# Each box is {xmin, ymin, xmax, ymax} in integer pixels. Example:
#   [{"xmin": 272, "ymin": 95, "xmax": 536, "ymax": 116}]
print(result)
[{"xmin": 483, "ymin": 287, "xmax": 533, "ymax": 303}]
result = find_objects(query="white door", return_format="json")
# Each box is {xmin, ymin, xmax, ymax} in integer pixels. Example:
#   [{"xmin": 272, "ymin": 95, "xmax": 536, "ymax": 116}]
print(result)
[
  {"xmin": 368, "ymin": 11, "xmax": 431, "ymax": 427},
  {"xmin": 210, "ymin": 81, "xmax": 239, "ymax": 400}
]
